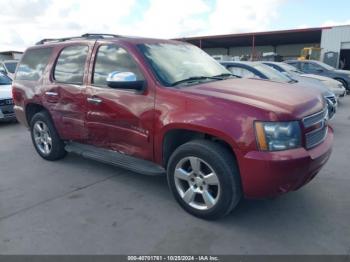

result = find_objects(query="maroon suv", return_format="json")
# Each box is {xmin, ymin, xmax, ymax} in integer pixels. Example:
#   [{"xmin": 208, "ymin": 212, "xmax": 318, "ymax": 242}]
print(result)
[{"xmin": 12, "ymin": 34, "xmax": 333, "ymax": 219}]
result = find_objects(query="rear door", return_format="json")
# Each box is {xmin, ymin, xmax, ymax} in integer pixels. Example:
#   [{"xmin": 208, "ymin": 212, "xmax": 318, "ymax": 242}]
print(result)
[
  {"xmin": 44, "ymin": 43, "xmax": 94, "ymax": 141},
  {"xmin": 85, "ymin": 42, "xmax": 155, "ymax": 161}
]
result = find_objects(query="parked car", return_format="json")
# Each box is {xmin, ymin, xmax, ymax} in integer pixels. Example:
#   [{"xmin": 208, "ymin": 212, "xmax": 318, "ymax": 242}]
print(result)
[
  {"xmin": 13, "ymin": 34, "xmax": 333, "ymax": 219},
  {"xmin": 263, "ymin": 61, "xmax": 346, "ymax": 99},
  {"xmin": 0, "ymin": 73, "xmax": 16, "ymax": 121},
  {"xmin": 221, "ymin": 61, "xmax": 337, "ymax": 119},
  {"xmin": 0, "ymin": 60, "xmax": 18, "ymax": 79},
  {"xmin": 285, "ymin": 60, "xmax": 350, "ymax": 92}
]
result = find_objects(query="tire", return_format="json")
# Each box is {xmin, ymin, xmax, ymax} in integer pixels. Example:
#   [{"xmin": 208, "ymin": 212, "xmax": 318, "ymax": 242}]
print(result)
[
  {"xmin": 167, "ymin": 140, "xmax": 241, "ymax": 220},
  {"xmin": 30, "ymin": 111, "xmax": 67, "ymax": 161}
]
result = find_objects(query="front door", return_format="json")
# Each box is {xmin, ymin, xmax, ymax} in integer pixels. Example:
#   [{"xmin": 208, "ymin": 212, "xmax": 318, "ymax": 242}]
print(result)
[{"xmin": 85, "ymin": 42, "xmax": 155, "ymax": 161}]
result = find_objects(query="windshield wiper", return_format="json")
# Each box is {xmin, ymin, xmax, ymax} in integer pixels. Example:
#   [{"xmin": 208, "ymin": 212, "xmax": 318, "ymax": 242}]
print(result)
[
  {"xmin": 171, "ymin": 76, "xmax": 222, "ymax": 86},
  {"xmin": 212, "ymin": 73, "xmax": 241, "ymax": 79}
]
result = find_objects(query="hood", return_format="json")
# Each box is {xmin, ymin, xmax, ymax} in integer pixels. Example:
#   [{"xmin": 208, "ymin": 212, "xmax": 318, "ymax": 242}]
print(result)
[
  {"xmin": 299, "ymin": 74, "xmax": 340, "ymax": 93},
  {"xmin": 334, "ymin": 69, "xmax": 350, "ymax": 75},
  {"xmin": 301, "ymin": 74, "xmax": 344, "ymax": 90},
  {"xmin": 181, "ymin": 78, "xmax": 324, "ymax": 119},
  {"xmin": 301, "ymin": 73, "xmax": 333, "ymax": 81},
  {"xmin": 0, "ymin": 84, "xmax": 13, "ymax": 99},
  {"xmin": 291, "ymin": 75, "xmax": 330, "ymax": 94}
]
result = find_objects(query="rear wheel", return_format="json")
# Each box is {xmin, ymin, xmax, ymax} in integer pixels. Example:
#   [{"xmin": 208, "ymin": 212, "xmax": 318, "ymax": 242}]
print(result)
[
  {"xmin": 30, "ymin": 111, "xmax": 66, "ymax": 161},
  {"xmin": 167, "ymin": 140, "xmax": 241, "ymax": 220}
]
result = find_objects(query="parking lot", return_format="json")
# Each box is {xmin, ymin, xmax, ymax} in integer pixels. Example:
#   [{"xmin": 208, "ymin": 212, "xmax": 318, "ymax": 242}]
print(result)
[{"xmin": 0, "ymin": 97, "xmax": 349, "ymax": 255}]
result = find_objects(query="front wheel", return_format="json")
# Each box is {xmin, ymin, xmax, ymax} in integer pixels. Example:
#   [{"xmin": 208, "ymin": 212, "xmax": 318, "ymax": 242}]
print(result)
[{"xmin": 167, "ymin": 140, "xmax": 241, "ymax": 220}]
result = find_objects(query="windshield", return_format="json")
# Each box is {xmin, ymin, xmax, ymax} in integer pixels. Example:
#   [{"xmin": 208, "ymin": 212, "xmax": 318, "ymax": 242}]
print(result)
[
  {"xmin": 4, "ymin": 62, "xmax": 18, "ymax": 73},
  {"xmin": 138, "ymin": 43, "xmax": 230, "ymax": 86},
  {"xmin": 252, "ymin": 64, "xmax": 292, "ymax": 83},
  {"xmin": 313, "ymin": 60, "xmax": 335, "ymax": 70},
  {"xmin": 0, "ymin": 73, "xmax": 12, "ymax": 85}
]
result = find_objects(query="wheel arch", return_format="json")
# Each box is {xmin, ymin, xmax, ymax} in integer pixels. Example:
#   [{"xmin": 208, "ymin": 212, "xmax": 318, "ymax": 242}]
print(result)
[
  {"xmin": 160, "ymin": 125, "xmax": 240, "ymax": 169},
  {"xmin": 25, "ymin": 103, "xmax": 49, "ymax": 125}
]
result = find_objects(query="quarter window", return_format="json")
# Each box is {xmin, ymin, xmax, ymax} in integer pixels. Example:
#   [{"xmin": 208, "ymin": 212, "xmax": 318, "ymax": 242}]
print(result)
[
  {"xmin": 54, "ymin": 45, "xmax": 88, "ymax": 84},
  {"xmin": 16, "ymin": 48, "xmax": 52, "ymax": 81},
  {"xmin": 93, "ymin": 45, "xmax": 144, "ymax": 87}
]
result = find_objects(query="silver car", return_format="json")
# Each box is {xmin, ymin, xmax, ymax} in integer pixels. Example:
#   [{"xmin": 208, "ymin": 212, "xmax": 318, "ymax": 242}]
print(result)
[{"xmin": 0, "ymin": 73, "xmax": 16, "ymax": 121}]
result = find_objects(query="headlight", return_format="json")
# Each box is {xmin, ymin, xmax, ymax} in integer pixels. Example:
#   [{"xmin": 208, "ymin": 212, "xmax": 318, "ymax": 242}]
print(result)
[{"xmin": 254, "ymin": 121, "xmax": 301, "ymax": 151}]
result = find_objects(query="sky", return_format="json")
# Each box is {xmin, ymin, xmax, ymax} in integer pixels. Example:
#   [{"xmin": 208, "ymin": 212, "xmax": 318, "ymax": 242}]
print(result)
[{"xmin": 1, "ymin": 0, "xmax": 350, "ymax": 51}]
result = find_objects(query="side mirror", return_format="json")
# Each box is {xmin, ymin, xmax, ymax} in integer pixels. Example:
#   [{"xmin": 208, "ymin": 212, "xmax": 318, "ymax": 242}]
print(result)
[
  {"xmin": 0, "ymin": 69, "xmax": 7, "ymax": 75},
  {"xmin": 316, "ymin": 68, "xmax": 324, "ymax": 73},
  {"xmin": 106, "ymin": 71, "xmax": 145, "ymax": 91}
]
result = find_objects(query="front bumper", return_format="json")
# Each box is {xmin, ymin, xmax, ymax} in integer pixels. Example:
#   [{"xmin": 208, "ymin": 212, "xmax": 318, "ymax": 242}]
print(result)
[
  {"xmin": 0, "ymin": 105, "xmax": 16, "ymax": 121},
  {"xmin": 333, "ymin": 88, "xmax": 346, "ymax": 98},
  {"xmin": 238, "ymin": 126, "xmax": 333, "ymax": 199}
]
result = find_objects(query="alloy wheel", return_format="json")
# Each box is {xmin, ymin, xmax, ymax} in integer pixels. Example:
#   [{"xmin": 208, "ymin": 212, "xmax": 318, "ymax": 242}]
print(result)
[{"xmin": 174, "ymin": 156, "xmax": 221, "ymax": 210}]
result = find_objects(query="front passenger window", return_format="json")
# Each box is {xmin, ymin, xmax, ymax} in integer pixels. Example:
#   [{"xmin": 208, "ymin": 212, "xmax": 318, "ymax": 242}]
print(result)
[{"xmin": 93, "ymin": 45, "xmax": 144, "ymax": 87}]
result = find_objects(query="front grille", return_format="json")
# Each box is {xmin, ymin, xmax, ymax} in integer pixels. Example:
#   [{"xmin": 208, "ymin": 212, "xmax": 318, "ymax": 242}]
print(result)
[
  {"xmin": 303, "ymin": 107, "xmax": 328, "ymax": 149},
  {"xmin": 326, "ymin": 95, "xmax": 337, "ymax": 105},
  {"xmin": 302, "ymin": 107, "xmax": 327, "ymax": 128},
  {"xmin": 305, "ymin": 123, "xmax": 328, "ymax": 149},
  {"xmin": 325, "ymin": 95, "xmax": 337, "ymax": 120},
  {"xmin": 0, "ymin": 99, "xmax": 14, "ymax": 106}
]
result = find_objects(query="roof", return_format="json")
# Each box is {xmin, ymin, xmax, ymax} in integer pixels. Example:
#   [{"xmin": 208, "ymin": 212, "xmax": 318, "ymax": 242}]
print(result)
[{"xmin": 175, "ymin": 27, "xmax": 332, "ymax": 48}]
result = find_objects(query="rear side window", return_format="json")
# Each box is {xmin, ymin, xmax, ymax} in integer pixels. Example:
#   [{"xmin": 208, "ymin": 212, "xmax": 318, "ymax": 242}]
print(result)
[
  {"xmin": 54, "ymin": 45, "xmax": 88, "ymax": 84},
  {"xmin": 16, "ymin": 48, "xmax": 52, "ymax": 81}
]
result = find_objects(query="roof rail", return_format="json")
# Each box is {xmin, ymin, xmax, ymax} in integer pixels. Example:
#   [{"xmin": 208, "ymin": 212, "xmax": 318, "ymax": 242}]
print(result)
[
  {"xmin": 81, "ymin": 33, "xmax": 121, "ymax": 38},
  {"xmin": 36, "ymin": 33, "xmax": 121, "ymax": 45}
]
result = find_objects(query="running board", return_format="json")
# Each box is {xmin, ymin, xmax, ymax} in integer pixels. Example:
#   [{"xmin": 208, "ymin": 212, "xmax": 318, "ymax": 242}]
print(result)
[{"xmin": 65, "ymin": 142, "xmax": 165, "ymax": 176}]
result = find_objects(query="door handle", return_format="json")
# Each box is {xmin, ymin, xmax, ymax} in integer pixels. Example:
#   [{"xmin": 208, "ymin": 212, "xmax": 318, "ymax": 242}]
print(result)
[
  {"xmin": 87, "ymin": 97, "xmax": 102, "ymax": 105},
  {"xmin": 45, "ymin": 91, "xmax": 58, "ymax": 97}
]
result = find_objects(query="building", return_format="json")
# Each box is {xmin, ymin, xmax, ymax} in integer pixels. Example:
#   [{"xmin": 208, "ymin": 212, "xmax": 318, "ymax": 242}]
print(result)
[
  {"xmin": 177, "ymin": 25, "xmax": 350, "ymax": 69},
  {"xmin": 0, "ymin": 51, "xmax": 23, "ymax": 61}
]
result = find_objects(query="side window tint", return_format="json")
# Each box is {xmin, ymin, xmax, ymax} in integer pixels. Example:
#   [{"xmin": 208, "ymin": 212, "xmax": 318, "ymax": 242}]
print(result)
[
  {"xmin": 93, "ymin": 45, "xmax": 144, "ymax": 87},
  {"xmin": 16, "ymin": 48, "xmax": 52, "ymax": 81},
  {"xmin": 54, "ymin": 45, "xmax": 88, "ymax": 84}
]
